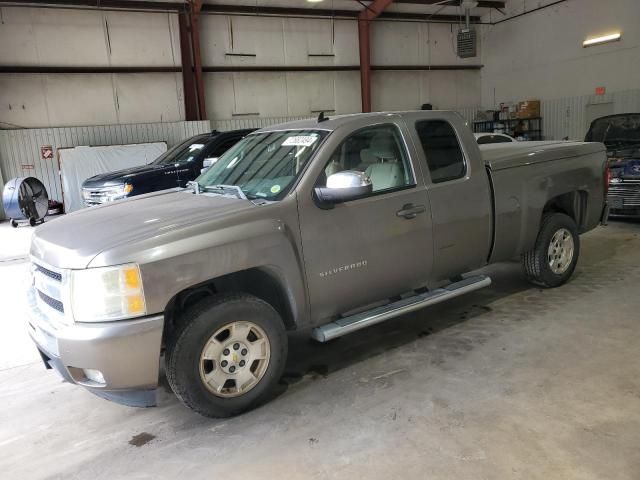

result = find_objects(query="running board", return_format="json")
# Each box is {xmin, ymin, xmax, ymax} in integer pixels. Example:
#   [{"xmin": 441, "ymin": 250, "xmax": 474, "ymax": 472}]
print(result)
[{"xmin": 311, "ymin": 275, "xmax": 491, "ymax": 342}]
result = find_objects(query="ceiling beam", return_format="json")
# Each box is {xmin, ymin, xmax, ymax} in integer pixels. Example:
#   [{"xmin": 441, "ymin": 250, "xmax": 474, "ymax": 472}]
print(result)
[
  {"xmin": 385, "ymin": 0, "xmax": 505, "ymax": 7},
  {"xmin": 0, "ymin": 1, "xmax": 482, "ymax": 22}
]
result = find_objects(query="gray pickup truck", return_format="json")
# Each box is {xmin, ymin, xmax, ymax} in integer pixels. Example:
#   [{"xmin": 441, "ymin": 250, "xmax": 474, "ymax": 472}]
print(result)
[{"xmin": 27, "ymin": 111, "xmax": 608, "ymax": 417}]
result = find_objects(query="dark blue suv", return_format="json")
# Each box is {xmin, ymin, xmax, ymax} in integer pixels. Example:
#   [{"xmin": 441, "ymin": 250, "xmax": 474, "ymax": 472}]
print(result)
[{"xmin": 81, "ymin": 129, "xmax": 255, "ymax": 206}]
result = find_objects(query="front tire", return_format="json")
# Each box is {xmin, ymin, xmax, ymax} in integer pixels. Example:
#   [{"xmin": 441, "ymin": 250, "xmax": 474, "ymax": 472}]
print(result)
[
  {"xmin": 166, "ymin": 293, "xmax": 287, "ymax": 418},
  {"xmin": 522, "ymin": 213, "xmax": 580, "ymax": 288}
]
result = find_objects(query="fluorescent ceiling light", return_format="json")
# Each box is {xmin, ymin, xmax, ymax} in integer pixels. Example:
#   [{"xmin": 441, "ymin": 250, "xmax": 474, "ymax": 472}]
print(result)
[
  {"xmin": 306, "ymin": 0, "xmax": 325, "ymax": 3},
  {"xmin": 583, "ymin": 32, "xmax": 621, "ymax": 47}
]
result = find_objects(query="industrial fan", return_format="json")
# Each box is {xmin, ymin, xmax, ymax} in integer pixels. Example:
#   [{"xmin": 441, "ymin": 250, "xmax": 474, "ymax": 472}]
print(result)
[{"xmin": 2, "ymin": 177, "xmax": 49, "ymax": 227}]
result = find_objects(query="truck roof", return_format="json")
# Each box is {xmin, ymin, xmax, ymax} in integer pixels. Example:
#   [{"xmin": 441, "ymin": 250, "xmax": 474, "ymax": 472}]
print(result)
[{"xmin": 255, "ymin": 110, "xmax": 466, "ymax": 133}]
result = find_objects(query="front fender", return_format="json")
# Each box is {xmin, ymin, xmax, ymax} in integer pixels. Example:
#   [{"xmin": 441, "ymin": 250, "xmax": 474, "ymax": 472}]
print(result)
[{"xmin": 89, "ymin": 202, "xmax": 308, "ymax": 326}]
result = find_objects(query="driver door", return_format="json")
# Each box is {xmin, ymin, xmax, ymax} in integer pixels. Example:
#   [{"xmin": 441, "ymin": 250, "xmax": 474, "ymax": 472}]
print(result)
[{"xmin": 297, "ymin": 122, "xmax": 434, "ymax": 324}]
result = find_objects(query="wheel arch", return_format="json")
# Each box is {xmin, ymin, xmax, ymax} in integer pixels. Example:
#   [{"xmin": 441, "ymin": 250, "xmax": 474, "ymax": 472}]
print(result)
[
  {"xmin": 542, "ymin": 190, "xmax": 588, "ymax": 232},
  {"xmin": 163, "ymin": 266, "xmax": 297, "ymax": 341}
]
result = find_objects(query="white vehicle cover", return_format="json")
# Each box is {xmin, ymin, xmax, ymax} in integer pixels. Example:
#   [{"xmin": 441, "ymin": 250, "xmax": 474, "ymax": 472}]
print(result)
[{"xmin": 59, "ymin": 142, "xmax": 166, "ymax": 213}]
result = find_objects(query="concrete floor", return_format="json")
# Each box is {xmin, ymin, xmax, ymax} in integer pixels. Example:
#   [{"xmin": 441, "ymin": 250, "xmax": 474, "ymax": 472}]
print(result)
[{"xmin": 1, "ymin": 218, "xmax": 639, "ymax": 480}]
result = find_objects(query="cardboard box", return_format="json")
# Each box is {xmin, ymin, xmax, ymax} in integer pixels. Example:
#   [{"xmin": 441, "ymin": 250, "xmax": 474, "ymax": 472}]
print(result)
[{"xmin": 517, "ymin": 100, "xmax": 541, "ymax": 119}]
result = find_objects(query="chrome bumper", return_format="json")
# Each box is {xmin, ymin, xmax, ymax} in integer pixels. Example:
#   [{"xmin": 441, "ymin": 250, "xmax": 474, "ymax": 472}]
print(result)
[{"xmin": 26, "ymin": 288, "xmax": 164, "ymax": 407}]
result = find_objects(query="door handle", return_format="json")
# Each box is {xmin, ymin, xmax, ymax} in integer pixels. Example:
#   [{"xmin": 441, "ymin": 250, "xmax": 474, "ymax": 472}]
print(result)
[{"xmin": 396, "ymin": 203, "xmax": 426, "ymax": 219}]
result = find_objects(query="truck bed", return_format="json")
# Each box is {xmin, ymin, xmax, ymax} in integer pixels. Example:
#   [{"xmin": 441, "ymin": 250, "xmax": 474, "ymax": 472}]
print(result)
[
  {"xmin": 483, "ymin": 141, "xmax": 607, "ymax": 263},
  {"xmin": 481, "ymin": 141, "xmax": 605, "ymax": 171}
]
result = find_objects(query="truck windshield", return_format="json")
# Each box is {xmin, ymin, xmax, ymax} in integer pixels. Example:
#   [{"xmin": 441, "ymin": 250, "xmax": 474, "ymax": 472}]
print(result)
[
  {"xmin": 197, "ymin": 129, "xmax": 328, "ymax": 200},
  {"xmin": 151, "ymin": 136, "xmax": 209, "ymax": 166}
]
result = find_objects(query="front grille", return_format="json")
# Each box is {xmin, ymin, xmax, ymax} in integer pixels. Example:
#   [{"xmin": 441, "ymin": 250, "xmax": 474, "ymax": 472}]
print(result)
[
  {"xmin": 83, "ymin": 189, "xmax": 108, "ymax": 206},
  {"xmin": 609, "ymin": 182, "xmax": 640, "ymax": 207},
  {"xmin": 35, "ymin": 264, "xmax": 62, "ymax": 282},
  {"xmin": 38, "ymin": 290, "xmax": 64, "ymax": 313}
]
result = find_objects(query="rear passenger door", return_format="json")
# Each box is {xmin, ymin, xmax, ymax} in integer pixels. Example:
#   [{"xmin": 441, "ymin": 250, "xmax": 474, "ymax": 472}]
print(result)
[{"xmin": 411, "ymin": 118, "xmax": 493, "ymax": 281}]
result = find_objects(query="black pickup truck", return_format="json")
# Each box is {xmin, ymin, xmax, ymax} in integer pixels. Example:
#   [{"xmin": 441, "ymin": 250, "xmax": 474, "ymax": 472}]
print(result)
[{"xmin": 81, "ymin": 129, "xmax": 255, "ymax": 206}]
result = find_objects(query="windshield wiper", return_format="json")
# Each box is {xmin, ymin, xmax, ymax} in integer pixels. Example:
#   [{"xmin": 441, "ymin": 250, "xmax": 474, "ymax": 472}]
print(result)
[{"xmin": 202, "ymin": 184, "xmax": 248, "ymax": 200}]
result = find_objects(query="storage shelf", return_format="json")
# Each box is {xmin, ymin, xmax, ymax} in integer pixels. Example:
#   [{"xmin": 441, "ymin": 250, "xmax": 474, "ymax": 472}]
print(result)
[{"xmin": 473, "ymin": 117, "xmax": 543, "ymax": 141}]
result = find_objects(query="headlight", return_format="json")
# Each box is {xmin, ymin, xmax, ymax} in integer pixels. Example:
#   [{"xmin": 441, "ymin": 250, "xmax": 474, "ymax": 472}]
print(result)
[
  {"xmin": 70, "ymin": 264, "xmax": 146, "ymax": 322},
  {"xmin": 105, "ymin": 183, "xmax": 133, "ymax": 201},
  {"xmin": 83, "ymin": 183, "xmax": 133, "ymax": 203}
]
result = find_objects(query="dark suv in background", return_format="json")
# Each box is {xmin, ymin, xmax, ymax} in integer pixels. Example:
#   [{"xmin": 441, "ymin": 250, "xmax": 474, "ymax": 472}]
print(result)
[{"xmin": 81, "ymin": 129, "xmax": 255, "ymax": 206}]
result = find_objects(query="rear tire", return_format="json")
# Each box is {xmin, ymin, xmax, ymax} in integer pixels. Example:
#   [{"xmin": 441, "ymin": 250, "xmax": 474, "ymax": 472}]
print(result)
[
  {"xmin": 10, "ymin": 219, "xmax": 18, "ymax": 228},
  {"xmin": 166, "ymin": 293, "xmax": 287, "ymax": 418},
  {"xmin": 522, "ymin": 212, "xmax": 580, "ymax": 288}
]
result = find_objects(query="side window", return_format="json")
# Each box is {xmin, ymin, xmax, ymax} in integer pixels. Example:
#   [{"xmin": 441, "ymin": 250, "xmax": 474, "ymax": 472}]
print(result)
[
  {"xmin": 477, "ymin": 134, "xmax": 512, "ymax": 145},
  {"xmin": 319, "ymin": 125, "xmax": 414, "ymax": 193},
  {"xmin": 415, "ymin": 120, "xmax": 466, "ymax": 183}
]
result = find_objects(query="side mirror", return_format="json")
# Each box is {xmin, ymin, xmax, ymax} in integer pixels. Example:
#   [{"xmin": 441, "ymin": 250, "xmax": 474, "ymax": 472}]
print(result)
[
  {"xmin": 314, "ymin": 171, "xmax": 373, "ymax": 208},
  {"xmin": 201, "ymin": 157, "xmax": 218, "ymax": 175}
]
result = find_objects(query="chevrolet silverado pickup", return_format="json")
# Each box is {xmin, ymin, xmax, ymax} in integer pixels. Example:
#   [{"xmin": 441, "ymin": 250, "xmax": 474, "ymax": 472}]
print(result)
[{"xmin": 27, "ymin": 111, "xmax": 608, "ymax": 417}]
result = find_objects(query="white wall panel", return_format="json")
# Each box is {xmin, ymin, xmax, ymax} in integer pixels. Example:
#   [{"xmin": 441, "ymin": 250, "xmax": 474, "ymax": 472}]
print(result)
[
  {"xmin": 199, "ymin": 15, "xmax": 230, "ymax": 66},
  {"xmin": 0, "ymin": 73, "xmax": 184, "ymax": 128},
  {"xmin": 0, "ymin": 121, "xmax": 210, "ymax": 219},
  {"xmin": 105, "ymin": 12, "xmax": 180, "ymax": 67},
  {"xmin": 27, "ymin": 9, "xmax": 108, "ymax": 66},
  {"xmin": 371, "ymin": 22, "xmax": 422, "ymax": 66},
  {"xmin": 372, "ymin": 70, "xmax": 481, "ymax": 112},
  {"xmin": 372, "ymin": 71, "xmax": 422, "ymax": 112},
  {"xmin": 0, "ymin": 8, "xmax": 39, "ymax": 65},
  {"xmin": 333, "ymin": 72, "xmax": 362, "ymax": 114},
  {"xmin": 206, "ymin": 71, "xmax": 362, "ymax": 119},
  {"xmin": 43, "ymin": 75, "xmax": 119, "ymax": 127},
  {"xmin": 0, "ymin": 7, "xmax": 182, "ymax": 128},
  {"xmin": 200, "ymin": 16, "xmax": 359, "ymax": 67},
  {"xmin": 332, "ymin": 20, "xmax": 360, "ymax": 66},
  {"xmin": 114, "ymin": 74, "xmax": 184, "ymax": 124}
]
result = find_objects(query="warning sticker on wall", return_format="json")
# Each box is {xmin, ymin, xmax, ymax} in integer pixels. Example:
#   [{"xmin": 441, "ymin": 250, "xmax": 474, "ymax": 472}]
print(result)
[
  {"xmin": 41, "ymin": 146, "xmax": 53, "ymax": 159},
  {"xmin": 282, "ymin": 136, "xmax": 318, "ymax": 147}
]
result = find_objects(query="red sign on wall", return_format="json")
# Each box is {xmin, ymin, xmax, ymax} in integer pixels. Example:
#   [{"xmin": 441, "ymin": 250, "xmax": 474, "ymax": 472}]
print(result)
[
  {"xmin": 41, "ymin": 145, "xmax": 54, "ymax": 159},
  {"xmin": 595, "ymin": 86, "xmax": 606, "ymax": 96}
]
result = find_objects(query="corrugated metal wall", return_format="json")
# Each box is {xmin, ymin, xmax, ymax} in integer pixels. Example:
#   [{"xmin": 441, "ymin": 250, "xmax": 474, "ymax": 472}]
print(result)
[
  {"xmin": 542, "ymin": 88, "xmax": 640, "ymax": 141},
  {"xmin": 211, "ymin": 116, "xmax": 312, "ymax": 131},
  {"xmin": 0, "ymin": 121, "xmax": 210, "ymax": 219},
  {"xmin": 211, "ymin": 107, "xmax": 480, "ymax": 131}
]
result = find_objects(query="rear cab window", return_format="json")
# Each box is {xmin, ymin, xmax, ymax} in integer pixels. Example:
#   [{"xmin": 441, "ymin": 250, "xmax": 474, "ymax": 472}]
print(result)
[{"xmin": 415, "ymin": 120, "xmax": 466, "ymax": 183}]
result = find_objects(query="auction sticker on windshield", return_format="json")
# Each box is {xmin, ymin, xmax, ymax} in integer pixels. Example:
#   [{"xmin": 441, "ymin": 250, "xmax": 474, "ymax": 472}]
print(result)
[{"xmin": 282, "ymin": 136, "xmax": 318, "ymax": 147}]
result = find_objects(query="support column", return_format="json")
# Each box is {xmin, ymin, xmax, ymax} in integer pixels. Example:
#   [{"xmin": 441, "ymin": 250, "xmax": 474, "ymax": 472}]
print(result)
[
  {"xmin": 189, "ymin": 0, "xmax": 207, "ymax": 120},
  {"xmin": 178, "ymin": 12, "xmax": 198, "ymax": 121},
  {"xmin": 357, "ymin": 0, "xmax": 394, "ymax": 113}
]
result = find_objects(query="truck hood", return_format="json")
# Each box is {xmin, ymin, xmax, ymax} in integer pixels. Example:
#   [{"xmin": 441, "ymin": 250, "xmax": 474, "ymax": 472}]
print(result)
[
  {"xmin": 481, "ymin": 141, "xmax": 605, "ymax": 171},
  {"xmin": 30, "ymin": 189, "xmax": 255, "ymax": 269},
  {"xmin": 585, "ymin": 113, "xmax": 640, "ymax": 146},
  {"xmin": 82, "ymin": 163, "xmax": 168, "ymax": 187}
]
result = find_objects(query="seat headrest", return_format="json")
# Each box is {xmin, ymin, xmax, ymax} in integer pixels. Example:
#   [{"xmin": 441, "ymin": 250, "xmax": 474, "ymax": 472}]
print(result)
[{"xmin": 369, "ymin": 133, "xmax": 397, "ymax": 160}]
